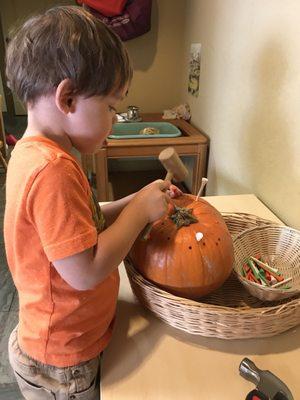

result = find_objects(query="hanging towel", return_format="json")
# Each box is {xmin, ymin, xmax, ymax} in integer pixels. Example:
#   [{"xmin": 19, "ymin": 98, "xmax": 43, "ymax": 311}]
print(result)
[
  {"xmin": 79, "ymin": 0, "xmax": 152, "ymax": 41},
  {"xmin": 77, "ymin": 0, "xmax": 127, "ymax": 17}
]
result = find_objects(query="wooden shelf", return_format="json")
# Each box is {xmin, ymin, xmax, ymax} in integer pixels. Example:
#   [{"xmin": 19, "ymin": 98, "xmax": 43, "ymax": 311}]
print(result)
[{"xmin": 82, "ymin": 113, "xmax": 209, "ymax": 201}]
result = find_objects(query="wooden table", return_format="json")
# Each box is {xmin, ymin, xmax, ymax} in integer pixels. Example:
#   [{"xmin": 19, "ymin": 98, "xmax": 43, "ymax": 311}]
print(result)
[
  {"xmin": 100, "ymin": 194, "xmax": 300, "ymax": 400},
  {"xmin": 82, "ymin": 114, "xmax": 208, "ymax": 201}
]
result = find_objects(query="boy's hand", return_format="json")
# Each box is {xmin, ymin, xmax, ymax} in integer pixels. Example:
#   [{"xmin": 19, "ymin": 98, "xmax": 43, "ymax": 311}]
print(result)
[{"xmin": 132, "ymin": 179, "xmax": 172, "ymax": 223}]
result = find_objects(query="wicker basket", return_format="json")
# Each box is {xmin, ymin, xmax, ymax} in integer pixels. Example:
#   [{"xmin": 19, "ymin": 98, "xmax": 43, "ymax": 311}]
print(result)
[
  {"xmin": 125, "ymin": 212, "xmax": 300, "ymax": 339},
  {"xmin": 221, "ymin": 212, "xmax": 278, "ymax": 237},
  {"xmin": 233, "ymin": 225, "xmax": 300, "ymax": 301}
]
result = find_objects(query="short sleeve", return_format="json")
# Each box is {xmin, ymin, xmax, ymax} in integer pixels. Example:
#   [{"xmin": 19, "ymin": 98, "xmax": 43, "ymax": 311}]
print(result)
[{"xmin": 27, "ymin": 156, "xmax": 97, "ymax": 261}]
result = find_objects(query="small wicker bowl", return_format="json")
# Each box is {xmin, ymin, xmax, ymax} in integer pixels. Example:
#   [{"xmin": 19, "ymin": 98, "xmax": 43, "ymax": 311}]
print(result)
[{"xmin": 233, "ymin": 225, "xmax": 300, "ymax": 301}]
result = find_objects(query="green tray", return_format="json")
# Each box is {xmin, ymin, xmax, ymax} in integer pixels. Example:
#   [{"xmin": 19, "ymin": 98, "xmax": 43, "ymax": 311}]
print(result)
[{"xmin": 108, "ymin": 122, "xmax": 181, "ymax": 139}]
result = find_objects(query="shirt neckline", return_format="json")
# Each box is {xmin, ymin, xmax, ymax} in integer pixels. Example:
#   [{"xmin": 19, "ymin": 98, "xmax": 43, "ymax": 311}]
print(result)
[{"xmin": 17, "ymin": 136, "xmax": 75, "ymax": 158}]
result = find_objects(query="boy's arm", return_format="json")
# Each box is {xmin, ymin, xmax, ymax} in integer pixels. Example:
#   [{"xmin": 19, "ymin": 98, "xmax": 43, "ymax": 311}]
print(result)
[
  {"xmin": 101, "ymin": 184, "xmax": 182, "ymax": 226},
  {"xmin": 53, "ymin": 198, "xmax": 146, "ymax": 290},
  {"xmin": 101, "ymin": 193, "xmax": 135, "ymax": 226},
  {"xmin": 52, "ymin": 180, "xmax": 172, "ymax": 290}
]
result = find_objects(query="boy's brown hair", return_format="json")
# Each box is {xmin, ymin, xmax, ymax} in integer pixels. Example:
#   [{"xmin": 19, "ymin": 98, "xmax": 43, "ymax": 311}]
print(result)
[{"xmin": 6, "ymin": 5, "xmax": 132, "ymax": 105}]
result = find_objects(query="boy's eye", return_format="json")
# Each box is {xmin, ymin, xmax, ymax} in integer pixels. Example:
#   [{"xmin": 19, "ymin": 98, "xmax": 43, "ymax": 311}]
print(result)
[{"xmin": 109, "ymin": 105, "xmax": 116, "ymax": 112}]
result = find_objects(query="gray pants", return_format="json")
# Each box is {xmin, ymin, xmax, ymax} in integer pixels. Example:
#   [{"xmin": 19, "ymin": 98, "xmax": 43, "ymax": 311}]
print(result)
[{"xmin": 8, "ymin": 326, "xmax": 100, "ymax": 400}]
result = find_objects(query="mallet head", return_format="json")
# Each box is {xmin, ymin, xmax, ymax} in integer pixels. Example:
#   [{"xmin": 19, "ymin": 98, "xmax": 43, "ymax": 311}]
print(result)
[{"xmin": 158, "ymin": 147, "xmax": 188, "ymax": 182}]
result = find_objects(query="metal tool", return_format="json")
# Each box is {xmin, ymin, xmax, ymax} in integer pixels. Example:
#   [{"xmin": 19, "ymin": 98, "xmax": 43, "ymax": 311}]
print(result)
[
  {"xmin": 141, "ymin": 147, "xmax": 188, "ymax": 240},
  {"xmin": 239, "ymin": 358, "xmax": 294, "ymax": 400},
  {"xmin": 127, "ymin": 105, "xmax": 141, "ymax": 121}
]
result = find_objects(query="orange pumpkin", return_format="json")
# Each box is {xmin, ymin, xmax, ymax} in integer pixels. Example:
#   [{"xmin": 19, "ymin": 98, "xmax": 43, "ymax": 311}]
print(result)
[{"xmin": 129, "ymin": 194, "xmax": 234, "ymax": 299}]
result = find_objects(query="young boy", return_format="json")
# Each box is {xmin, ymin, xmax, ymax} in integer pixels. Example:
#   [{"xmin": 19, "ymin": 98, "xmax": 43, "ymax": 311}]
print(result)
[{"xmin": 4, "ymin": 6, "xmax": 180, "ymax": 399}]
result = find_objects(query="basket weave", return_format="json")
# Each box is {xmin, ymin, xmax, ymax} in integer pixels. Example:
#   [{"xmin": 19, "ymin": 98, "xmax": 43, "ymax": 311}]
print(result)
[
  {"xmin": 221, "ymin": 212, "xmax": 278, "ymax": 237},
  {"xmin": 125, "ymin": 212, "xmax": 300, "ymax": 339},
  {"xmin": 234, "ymin": 225, "xmax": 300, "ymax": 301}
]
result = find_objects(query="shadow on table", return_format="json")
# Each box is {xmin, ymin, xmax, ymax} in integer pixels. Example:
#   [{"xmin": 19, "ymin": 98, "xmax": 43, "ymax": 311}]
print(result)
[
  {"xmin": 102, "ymin": 300, "xmax": 300, "ymax": 385},
  {"xmin": 101, "ymin": 298, "xmax": 299, "ymax": 386},
  {"xmin": 101, "ymin": 299, "xmax": 163, "ymax": 384}
]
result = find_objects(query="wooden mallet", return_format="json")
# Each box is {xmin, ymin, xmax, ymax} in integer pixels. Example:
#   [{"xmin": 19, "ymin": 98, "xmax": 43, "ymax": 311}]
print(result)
[{"xmin": 141, "ymin": 147, "xmax": 188, "ymax": 240}]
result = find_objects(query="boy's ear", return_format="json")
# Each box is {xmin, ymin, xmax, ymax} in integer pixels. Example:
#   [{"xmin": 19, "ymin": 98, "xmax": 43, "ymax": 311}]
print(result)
[{"xmin": 55, "ymin": 79, "xmax": 76, "ymax": 114}]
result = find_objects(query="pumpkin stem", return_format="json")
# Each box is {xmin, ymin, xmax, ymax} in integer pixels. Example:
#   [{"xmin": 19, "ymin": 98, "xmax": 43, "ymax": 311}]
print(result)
[{"xmin": 169, "ymin": 206, "xmax": 198, "ymax": 229}]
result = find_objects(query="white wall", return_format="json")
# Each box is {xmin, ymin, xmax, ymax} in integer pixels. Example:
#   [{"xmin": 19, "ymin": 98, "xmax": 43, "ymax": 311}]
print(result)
[
  {"xmin": 121, "ymin": 0, "xmax": 186, "ymax": 113},
  {"xmin": 180, "ymin": 0, "xmax": 300, "ymax": 229}
]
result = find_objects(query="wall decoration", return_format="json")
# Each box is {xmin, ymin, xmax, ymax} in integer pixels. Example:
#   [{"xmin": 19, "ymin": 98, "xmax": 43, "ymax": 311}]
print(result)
[{"xmin": 188, "ymin": 43, "xmax": 201, "ymax": 97}]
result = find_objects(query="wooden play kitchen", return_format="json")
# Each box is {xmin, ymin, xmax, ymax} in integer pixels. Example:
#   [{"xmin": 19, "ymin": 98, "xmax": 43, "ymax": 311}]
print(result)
[
  {"xmin": 100, "ymin": 195, "xmax": 300, "ymax": 400},
  {"xmin": 81, "ymin": 113, "xmax": 208, "ymax": 201}
]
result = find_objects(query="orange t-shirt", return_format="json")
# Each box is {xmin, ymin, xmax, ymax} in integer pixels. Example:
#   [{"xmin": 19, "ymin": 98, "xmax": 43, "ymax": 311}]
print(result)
[{"xmin": 4, "ymin": 137, "xmax": 120, "ymax": 367}]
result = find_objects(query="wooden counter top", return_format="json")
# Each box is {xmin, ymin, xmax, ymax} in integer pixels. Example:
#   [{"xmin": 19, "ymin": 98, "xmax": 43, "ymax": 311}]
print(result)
[{"xmin": 100, "ymin": 195, "xmax": 299, "ymax": 400}]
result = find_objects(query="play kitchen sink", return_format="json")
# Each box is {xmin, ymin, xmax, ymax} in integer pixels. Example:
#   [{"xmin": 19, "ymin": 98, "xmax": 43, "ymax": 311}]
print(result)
[
  {"xmin": 108, "ymin": 122, "xmax": 182, "ymax": 139},
  {"xmin": 81, "ymin": 113, "xmax": 208, "ymax": 201}
]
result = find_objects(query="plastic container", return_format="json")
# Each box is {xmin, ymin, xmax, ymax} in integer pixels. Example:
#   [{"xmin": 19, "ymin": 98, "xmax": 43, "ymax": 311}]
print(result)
[{"xmin": 108, "ymin": 122, "xmax": 181, "ymax": 139}]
